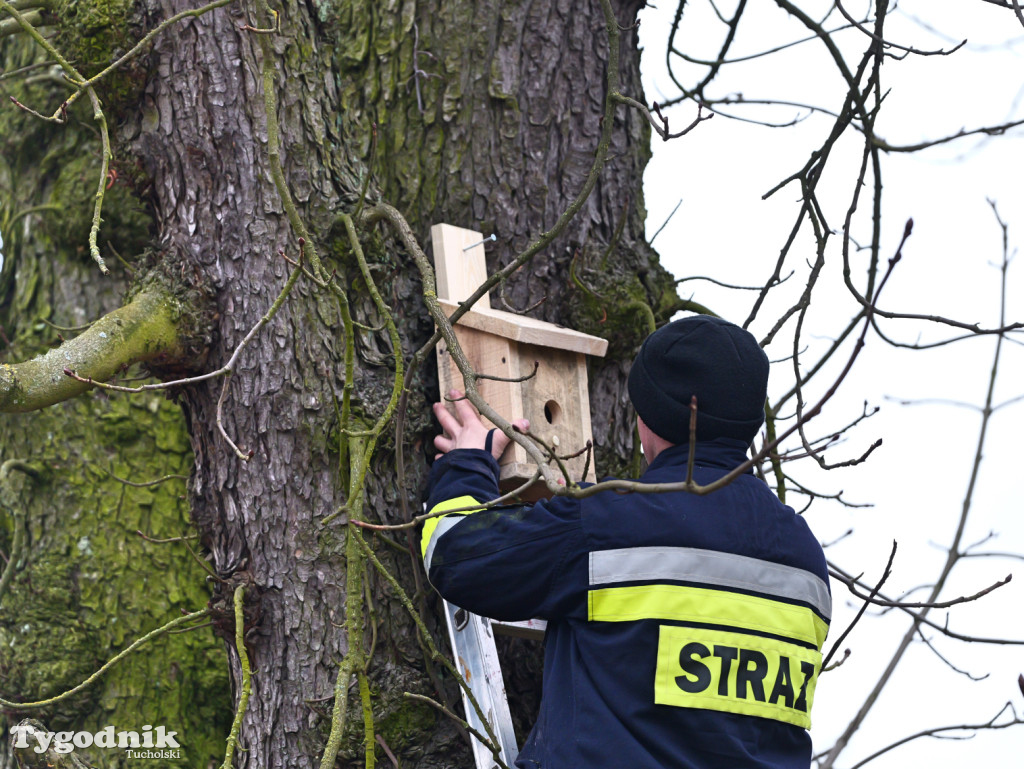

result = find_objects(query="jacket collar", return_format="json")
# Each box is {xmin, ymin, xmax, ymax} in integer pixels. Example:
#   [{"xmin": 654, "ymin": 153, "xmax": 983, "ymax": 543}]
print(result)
[{"xmin": 642, "ymin": 438, "xmax": 753, "ymax": 478}]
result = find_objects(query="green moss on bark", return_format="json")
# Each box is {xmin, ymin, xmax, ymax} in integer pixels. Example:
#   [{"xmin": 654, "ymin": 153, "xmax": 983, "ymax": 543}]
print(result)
[
  {"xmin": 0, "ymin": 32, "xmax": 228, "ymax": 769},
  {"xmin": 52, "ymin": 0, "xmax": 132, "ymax": 73},
  {"xmin": 48, "ymin": 149, "xmax": 152, "ymax": 260},
  {"xmin": 564, "ymin": 242, "xmax": 658, "ymax": 356},
  {"xmin": 0, "ymin": 391, "xmax": 231, "ymax": 767},
  {"xmin": 373, "ymin": 696, "xmax": 436, "ymax": 756},
  {"xmin": 0, "ymin": 553, "xmax": 102, "ymax": 721}
]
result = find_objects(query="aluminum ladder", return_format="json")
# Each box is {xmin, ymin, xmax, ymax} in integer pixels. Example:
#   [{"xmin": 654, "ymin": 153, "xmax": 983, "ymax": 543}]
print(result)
[{"xmin": 441, "ymin": 599, "xmax": 546, "ymax": 769}]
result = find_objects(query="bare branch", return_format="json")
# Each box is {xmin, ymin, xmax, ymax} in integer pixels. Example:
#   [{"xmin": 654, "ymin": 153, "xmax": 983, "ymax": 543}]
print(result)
[
  {"xmin": 847, "ymin": 703, "xmax": 1024, "ymax": 769},
  {"xmin": 615, "ymin": 95, "xmax": 713, "ymax": 141},
  {"xmin": 828, "ymin": 561, "xmax": 1024, "ymax": 645},
  {"xmin": 823, "ymin": 541, "xmax": 896, "ymax": 670},
  {"xmin": 100, "ymin": 468, "xmax": 189, "ymax": 488},
  {"xmin": 915, "ymin": 627, "xmax": 990, "ymax": 681},
  {"xmin": 677, "ymin": 271, "xmax": 794, "ymax": 291},
  {"xmin": 832, "ymin": 569, "xmax": 1012, "ymax": 611},
  {"xmin": 1011, "ymin": 0, "xmax": 1024, "ymax": 29},
  {"xmin": 834, "ymin": 0, "xmax": 967, "ymax": 57},
  {"xmin": 649, "ymin": 198, "xmax": 682, "ymax": 245}
]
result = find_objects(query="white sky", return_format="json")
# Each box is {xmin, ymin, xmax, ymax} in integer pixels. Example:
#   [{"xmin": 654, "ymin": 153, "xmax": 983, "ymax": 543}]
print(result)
[{"xmin": 639, "ymin": 2, "xmax": 1024, "ymax": 767}]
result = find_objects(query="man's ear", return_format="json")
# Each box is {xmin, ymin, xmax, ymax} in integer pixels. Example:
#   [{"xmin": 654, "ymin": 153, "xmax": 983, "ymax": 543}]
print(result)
[
  {"xmin": 637, "ymin": 415, "xmax": 673, "ymax": 464},
  {"xmin": 636, "ymin": 416, "xmax": 651, "ymax": 464}
]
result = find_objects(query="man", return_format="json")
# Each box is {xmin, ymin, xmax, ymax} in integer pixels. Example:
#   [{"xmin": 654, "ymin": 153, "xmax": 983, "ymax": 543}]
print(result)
[{"xmin": 422, "ymin": 315, "xmax": 830, "ymax": 769}]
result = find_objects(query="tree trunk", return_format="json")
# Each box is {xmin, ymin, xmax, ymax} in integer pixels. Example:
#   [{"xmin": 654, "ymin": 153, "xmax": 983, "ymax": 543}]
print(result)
[{"xmin": 3, "ymin": 0, "xmax": 678, "ymax": 765}]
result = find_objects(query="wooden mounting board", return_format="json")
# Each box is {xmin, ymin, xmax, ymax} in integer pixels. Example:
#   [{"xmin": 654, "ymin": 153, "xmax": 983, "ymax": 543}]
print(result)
[{"xmin": 431, "ymin": 223, "xmax": 492, "ymax": 309}]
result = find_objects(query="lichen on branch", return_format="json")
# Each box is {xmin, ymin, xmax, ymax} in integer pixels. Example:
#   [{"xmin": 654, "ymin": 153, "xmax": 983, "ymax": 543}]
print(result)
[{"xmin": 0, "ymin": 286, "xmax": 185, "ymax": 412}]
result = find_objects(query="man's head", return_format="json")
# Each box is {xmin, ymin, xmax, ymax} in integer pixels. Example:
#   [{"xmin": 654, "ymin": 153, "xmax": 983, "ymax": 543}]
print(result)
[{"xmin": 627, "ymin": 315, "xmax": 769, "ymax": 449}]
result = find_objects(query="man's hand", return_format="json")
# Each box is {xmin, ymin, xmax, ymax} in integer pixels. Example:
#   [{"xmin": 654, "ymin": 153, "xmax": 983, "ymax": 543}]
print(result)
[{"xmin": 433, "ymin": 390, "xmax": 530, "ymax": 460}]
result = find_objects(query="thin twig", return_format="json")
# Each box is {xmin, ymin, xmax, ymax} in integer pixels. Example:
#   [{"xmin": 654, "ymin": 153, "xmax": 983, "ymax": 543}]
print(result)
[
  {"xmin": 403, "ymin": 692, "xmax": 509, "ymax": 769},
  {"xmin": 102, "ymin": 468, "xmax": 188, "ymax": 488},
  {"xmin": 0, "ymin": 609, "xmax": 211, "ymax": 709},
  {"xmin": 823, "ymin": 541, "xmax": 896, "ymax": 670},
  {"xmin": 135, "ymin": 530, "xmax": 198, "ymax": 544},
  {"xmin": 649, "ymin": 198, "xmax": 682, "ymax": 245}
]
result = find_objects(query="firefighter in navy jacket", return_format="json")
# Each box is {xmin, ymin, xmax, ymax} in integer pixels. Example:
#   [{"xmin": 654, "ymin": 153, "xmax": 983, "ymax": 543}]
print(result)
[{"xmin": 422, "ymin": 315, "xmax": 831, "ymax": 769}]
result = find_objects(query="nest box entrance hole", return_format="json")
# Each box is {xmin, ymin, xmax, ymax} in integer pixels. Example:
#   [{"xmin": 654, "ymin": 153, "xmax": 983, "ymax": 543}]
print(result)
[{"xmin": 543, "ymin": 400, "xmax": 561, "ymax": 425}]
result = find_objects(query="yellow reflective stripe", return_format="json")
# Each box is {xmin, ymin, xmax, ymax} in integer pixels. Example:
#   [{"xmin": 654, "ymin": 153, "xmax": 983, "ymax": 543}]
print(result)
[
  {"xmin": 589, "ymin": 584, "xmax": 828, "ymax": 649},
  {"xmin": 590, "ymin": 546, "xmax": 831, "ymax": 621},
  {"xmin": 654, "ymin": 625, "xmax": 820, "ymax": 729},
  {"xmin": 420, "ymin": 495, "xmax": 483, "ymax": 560}
]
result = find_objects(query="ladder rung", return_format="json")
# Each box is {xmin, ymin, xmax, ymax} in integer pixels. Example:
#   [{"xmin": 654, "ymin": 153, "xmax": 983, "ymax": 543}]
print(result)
[{"xmin": 491, "ymin": 618, "xmax": 547, "ymax": 640}]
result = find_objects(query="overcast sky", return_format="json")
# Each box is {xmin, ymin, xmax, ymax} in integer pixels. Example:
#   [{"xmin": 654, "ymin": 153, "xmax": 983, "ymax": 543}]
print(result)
[{"xmin": 638, "ymin": 2, "xmax": 1024, "ymax": 766}]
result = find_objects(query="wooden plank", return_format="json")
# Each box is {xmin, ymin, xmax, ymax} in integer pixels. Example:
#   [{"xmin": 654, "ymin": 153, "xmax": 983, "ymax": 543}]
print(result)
[
  {"xmin": 439, "ymin": 300, "xmax": 608, "ymax": 358},
  {"xmin": 436, "ymin": 327, "xmax": 517, "ymax": 424},
  {"xmin": 431, "ymin": 223, "xmax": 491, "ymax": 309},
  {"xmin": 507, "ymin": 343, "xmax": 595, "ymax": 485},
  {"xmin": 575, "ymin": 351, "xmax": 597, "ymax": 483}
]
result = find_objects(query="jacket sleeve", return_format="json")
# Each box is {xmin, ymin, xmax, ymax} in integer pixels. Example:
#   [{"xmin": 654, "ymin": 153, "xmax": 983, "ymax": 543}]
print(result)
[{"xmin": 420, "ymin": 449, "xmax": 586, "ymax": 621}]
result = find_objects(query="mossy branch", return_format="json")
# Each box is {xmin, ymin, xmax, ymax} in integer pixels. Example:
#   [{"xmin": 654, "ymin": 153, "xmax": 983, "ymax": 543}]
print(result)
[
  {"xmin": 319, "ymin": 434, "xmax": 368, "ymax": 769},
  {"xmin": 0, "ymin": 9, "xmax": 41, "ymax": 39},
  {"xmin": 0, "ymin": 286, "xmax": 185, "ymax": 412},
  {"xmin": 221, "ymin": 584, "xmax": 252, "ymax": 769},
  {"xmin": 253, "ymin": 0, "xmax": 326, "ymax": 281},
  {"xmin": 319, "ymin": 215, "xmax": 405, "ymax": 522}
]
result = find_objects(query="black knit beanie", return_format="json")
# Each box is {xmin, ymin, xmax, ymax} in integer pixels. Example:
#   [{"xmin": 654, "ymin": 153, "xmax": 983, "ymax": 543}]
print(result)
[{"xmin": 627, "ymin": 315, "xmax": 769, "ymax": 444}]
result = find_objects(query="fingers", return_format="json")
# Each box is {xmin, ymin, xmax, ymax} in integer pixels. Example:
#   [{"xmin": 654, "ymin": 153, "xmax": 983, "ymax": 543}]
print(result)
[
  {"xmin": 433, "ymin": 390, "xmax": 478, "ymax": 432},
  {"xmin": 433, "ymin": 390, "xmax": 531, "ymax": 460},
  {"xmin": 487, "ymin": 419, "xmax": 531, "ymax": 460},
  {"xmin": 432, "ymin": 400, "xmax": 461, "ymax": 437},
  {"xmin": 433, "ymin": 390, "xmax": 478, "ymax": 456},
  {"xmin": 434, "ymin": 433, "xmax": 454, "ymax": 455},
  {"xmin": 451, "ymin": 389, "xmax": 481, "ymax": 426}
]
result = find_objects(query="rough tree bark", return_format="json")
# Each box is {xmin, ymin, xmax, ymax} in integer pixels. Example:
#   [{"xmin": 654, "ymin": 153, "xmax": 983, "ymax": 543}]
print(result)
[{"xmin": 1, "ymin": 0, "xmax": 680, "ymax": 766}]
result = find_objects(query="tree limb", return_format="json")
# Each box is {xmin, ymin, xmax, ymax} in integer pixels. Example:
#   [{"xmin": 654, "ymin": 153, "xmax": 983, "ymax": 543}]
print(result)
[{"xmin": 0, "ymin": 286, "xmax": 184, "ymax": 412}]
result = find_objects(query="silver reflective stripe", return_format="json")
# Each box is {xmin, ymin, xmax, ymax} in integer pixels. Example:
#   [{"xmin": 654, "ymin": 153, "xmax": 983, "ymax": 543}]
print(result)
[
  {"xmin": 589, "ymin": 546, "xmax": 831, "ymax": 620},
  {"xmin": 424, "ymin": 515, "xmax": 468, "ymax": 573}
]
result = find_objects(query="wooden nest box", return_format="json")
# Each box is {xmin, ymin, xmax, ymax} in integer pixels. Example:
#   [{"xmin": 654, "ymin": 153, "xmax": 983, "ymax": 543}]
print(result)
[{"xmin": 431, "ymin": 223, "xmax": 609, "ymax": 492}]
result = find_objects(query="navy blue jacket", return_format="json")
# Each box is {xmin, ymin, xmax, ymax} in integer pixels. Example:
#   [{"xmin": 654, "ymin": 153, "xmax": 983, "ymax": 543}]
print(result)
[{"xmin": 422, "ymin": 440, "xmax": 830, "ymax": 769}]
